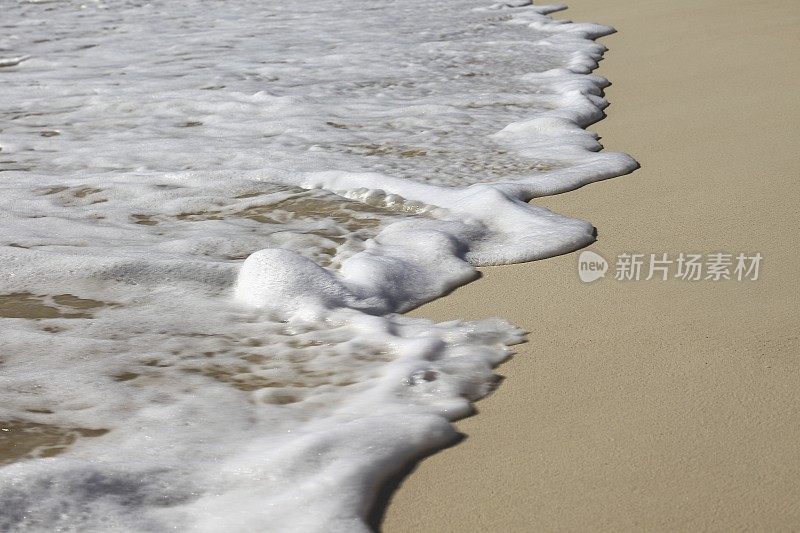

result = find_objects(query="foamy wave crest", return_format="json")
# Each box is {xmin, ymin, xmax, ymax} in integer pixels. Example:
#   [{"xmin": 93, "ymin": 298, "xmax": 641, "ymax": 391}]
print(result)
[{"xmin": 0, "ymin": 0, "xmax": 635, "ymax": 530}]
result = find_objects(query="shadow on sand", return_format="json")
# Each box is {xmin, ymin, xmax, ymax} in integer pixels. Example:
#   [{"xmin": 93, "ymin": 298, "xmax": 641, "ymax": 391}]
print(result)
[{"xmin": 366, "ymin": 431, "xmax": 467, "ymax": 531}]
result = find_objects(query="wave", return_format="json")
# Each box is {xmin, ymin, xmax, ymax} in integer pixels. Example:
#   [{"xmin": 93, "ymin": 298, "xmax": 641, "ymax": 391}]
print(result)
[{"xmin": 0, "ymin": 0, "xmax": 636, "ymax": 531}]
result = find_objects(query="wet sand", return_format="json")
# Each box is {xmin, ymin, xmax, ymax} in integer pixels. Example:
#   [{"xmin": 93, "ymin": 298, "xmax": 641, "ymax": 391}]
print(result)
[{"xmin": 383, "ymin": 0, "xmax": 800, "ymax": 530}]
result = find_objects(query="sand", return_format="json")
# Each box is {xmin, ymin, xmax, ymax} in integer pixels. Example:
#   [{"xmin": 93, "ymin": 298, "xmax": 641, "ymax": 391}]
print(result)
[{"xmin": 381, "ymin": 0, "xmax": 800, "ymax": 530}]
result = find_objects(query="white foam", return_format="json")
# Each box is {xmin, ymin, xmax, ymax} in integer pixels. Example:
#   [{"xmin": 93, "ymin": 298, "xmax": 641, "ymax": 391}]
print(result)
[{"xmin": 0, "ymin": 0, "xmax": 635, "ymax": 531}]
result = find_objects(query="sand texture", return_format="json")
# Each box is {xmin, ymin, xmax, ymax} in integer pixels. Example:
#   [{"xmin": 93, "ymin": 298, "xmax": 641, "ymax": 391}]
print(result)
[{"xmin": 382, "ymin": 0, "xmax": 800, "ymax": 530}]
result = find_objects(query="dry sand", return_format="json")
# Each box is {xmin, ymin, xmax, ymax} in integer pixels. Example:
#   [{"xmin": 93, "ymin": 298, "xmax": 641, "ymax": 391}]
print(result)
[{"xmin": 382, "ymin": 0, "xmax": 800, "ymax": 530}]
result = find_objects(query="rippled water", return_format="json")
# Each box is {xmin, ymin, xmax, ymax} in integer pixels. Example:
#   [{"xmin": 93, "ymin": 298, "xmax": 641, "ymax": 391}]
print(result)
[{"xmin": 3, "ymin": 0, "xmax": 583, "ymax": 183}]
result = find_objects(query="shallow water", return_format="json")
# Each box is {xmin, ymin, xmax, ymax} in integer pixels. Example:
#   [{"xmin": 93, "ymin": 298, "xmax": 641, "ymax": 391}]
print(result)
[{"xmin": 0, "ymin": 0, "xmax": 634, "ymax": 531}]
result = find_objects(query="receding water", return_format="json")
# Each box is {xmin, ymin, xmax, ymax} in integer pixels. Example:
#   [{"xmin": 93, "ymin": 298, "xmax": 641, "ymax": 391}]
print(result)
[{"xmin": 0, "ymin": 0, "xmax": 634, "ymax": 531}]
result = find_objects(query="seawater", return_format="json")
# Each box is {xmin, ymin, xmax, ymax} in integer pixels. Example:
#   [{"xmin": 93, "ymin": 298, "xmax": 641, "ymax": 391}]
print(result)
[{"xmin": 0, "ymin": 0, "xmax": 636, "ymax": 531}]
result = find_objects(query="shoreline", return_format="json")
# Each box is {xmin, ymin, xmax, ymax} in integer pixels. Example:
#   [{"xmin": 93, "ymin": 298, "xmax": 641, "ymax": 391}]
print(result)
[{"xmin": 383, "ymin": 0, "xmax": 799, "ymax": 530}]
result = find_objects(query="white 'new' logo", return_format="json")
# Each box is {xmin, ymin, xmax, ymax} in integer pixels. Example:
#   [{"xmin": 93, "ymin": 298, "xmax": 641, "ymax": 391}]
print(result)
[{"xmin": 578, "ymin": 250, "xmax": 608, "ymax": 283}]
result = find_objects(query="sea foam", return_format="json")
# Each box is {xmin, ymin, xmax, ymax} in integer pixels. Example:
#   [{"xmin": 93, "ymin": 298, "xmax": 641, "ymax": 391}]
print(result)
[{"xmin": 0, "ymin": 0, "xmax": 635, "ymax": 531}]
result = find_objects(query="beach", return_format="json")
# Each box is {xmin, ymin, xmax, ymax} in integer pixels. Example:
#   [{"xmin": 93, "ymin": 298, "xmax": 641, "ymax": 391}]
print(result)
[
  {"xmin": 383, "ymin": 0, "xmax": 800, "ymax": 530},
  {"xmin": 1, "ymin": 0, "xmax": 797, "ymax": 529}
]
